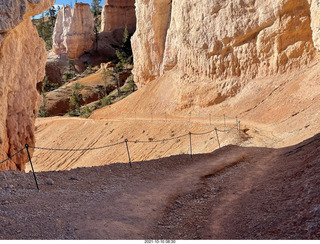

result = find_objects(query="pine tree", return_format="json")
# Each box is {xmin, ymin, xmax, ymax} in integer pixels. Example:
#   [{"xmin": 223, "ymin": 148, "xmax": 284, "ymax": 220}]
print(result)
[
  {"xmin": 48, "ymin": 6, "xmax": 56, "ymax": 27},
  {"xmin": 69, "ymin": 82, "xmax": 83, "ymax": 113},
  {"xmin": 91, "ymin": 0, "xmax": 102, "ymax": 17},
  {"xmin": 33, "ymin": 8, "xmax": 57, "ymax": 50},
  {"xmin": 91, "ymin": 0, "xmax": 102, "ymax": 51},
  {"xmin": 116, "ymin": 26, "xmax": 133, "ymax": 69},
  {"xmin": 102, "ymin": 68, "xmax": 109, "ymax": 96}
]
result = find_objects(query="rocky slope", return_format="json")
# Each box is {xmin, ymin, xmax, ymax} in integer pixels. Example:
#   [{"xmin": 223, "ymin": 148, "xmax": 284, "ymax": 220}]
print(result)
[
  {"xmin": 0, "ymin": 0, "xmax": 54, "ymax": 170},
  {"xmin": 52, "ymin": 3, "xmax": 94, "ymax": 59},
  {"xmin": 101, "ymin": 0, "xmax": 136, "ymax": 32},
  {"xmin": 42, "ymin": 66, "xmax": 131, "ymax": 117}
]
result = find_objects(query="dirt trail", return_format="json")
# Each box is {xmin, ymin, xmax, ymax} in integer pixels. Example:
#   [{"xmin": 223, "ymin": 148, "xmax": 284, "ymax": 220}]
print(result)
[
  {"xmin": 1, "ymin": 149, "xmax": 248, "ymax": 239},
  {"xmin": 1, "ymin": 133, "xmax": 319, "ymax": 239}
]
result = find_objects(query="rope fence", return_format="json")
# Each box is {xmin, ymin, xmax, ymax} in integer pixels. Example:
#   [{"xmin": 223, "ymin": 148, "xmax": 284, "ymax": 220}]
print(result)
[
  {"xmin": 0, "ymin": 114, "xmax": 242, "ymax": 191},
  {"xmin": 104, "ymin": 112, "xmax": 239, "ymax": 126}
]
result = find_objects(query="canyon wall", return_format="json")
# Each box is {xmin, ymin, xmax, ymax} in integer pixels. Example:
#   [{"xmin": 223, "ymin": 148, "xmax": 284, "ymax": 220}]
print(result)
[
  {"xmin": 311, "ymin": 0, "xmax": 320, "ymax": 50},
  {"xmin": 132, "ymin": 0, "xmax": 319, "ymax": 94},
  {"xmin": 0, "ymin": 0, "xmax": 54, "ymax": 170},
  {"xmin": 52, "ymin": 3, "xmax": 94, "ymax": 59},
  {"xmin": 101, "ymin": 0, "xmax": 136, "ymax": 32}
]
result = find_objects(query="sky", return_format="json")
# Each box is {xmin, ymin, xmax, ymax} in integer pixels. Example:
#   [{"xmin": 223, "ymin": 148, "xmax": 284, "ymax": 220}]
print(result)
[
  {"xmin": 34, "ymin": 0, "xmax": 106, "ymax": 18},
  {"xmin": 54, "ymin": 0, "xmax": 106, "ymax": 8}
]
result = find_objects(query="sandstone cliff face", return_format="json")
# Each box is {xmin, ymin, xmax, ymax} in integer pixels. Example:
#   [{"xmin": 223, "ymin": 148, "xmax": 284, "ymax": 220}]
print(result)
[
  {"xmin": 132, "ymin": 0, "xmax": 318, "ymax": 97},
  {"xmin": 0, "ymin": 0, "xmax": 54, "ymax": 170},
  {"xmin": 52, "ymin": 3, "xmax": 94, "ymax": 59},
  {"xmin": 101, "ymin": 0, "xmax": 136, "ymax": 32},
  {"xmin": 311, "ymin": 0, "xmax": 320, "ymax": 50}
]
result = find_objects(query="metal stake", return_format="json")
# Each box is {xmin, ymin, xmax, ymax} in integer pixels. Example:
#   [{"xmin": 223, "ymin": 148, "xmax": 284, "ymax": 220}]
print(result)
[
  {"xmin": 215, "ymin": 128, "xmax": 221, "ymax": 148},
  {"xmin": 125, "ymin": 139, "xmax": 132, "ymax": 168},
  {"xmin": 189, "ymin": 132, "xmax": 193, "ymax": 158},
  {"xmin": 25, "ymin": 144, "xmax": 39, "ymax": 191}
]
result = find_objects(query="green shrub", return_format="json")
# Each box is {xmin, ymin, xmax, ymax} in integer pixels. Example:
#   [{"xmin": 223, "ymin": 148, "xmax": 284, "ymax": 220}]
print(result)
[
  {"xmin": 69, "ymin": 82, "xmax": 83, "ymax": 113},
  {"xmin": 100, "ymin": 96, "xmax": 111, "ymax": 107},
  {"xmin": 80, "ymin": 106, "xmax": 93, "ymax": 118}
]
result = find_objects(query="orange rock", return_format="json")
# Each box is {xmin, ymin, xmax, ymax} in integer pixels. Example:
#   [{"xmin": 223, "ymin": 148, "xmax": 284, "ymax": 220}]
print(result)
[
  {"xmin": 132, "ymin": 0, "xmax": 317, "ymax": 90},
  {"xmin": 101, "ymin": 0, "xmax": 136, "ymax": 32},
  {"xmin": 0, "ymin": 0, "xmax": 54, "ymax": 170}
]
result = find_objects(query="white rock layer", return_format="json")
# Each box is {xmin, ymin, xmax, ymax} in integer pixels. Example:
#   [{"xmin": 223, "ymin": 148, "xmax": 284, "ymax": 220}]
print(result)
[
  {"xmin": 132, "ymin": 0, "xmax": 318, "ymax": 89},
  {"xmin": 52, "ymin": 3, "xmax": 94, "ymax": 59}
]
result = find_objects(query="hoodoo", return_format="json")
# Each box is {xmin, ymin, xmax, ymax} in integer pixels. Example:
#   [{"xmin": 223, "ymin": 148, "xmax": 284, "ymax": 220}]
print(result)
[
  {"xmin": 52, "ymin": 3, "xmax": 95, "ymax": 59},
  {"xmin": 101, "ymin": 0, "xmax": 136, "ymax": 32},
  {"xmin": 0, "ymin": 0, "xmax": 54, "ymax": 170}
]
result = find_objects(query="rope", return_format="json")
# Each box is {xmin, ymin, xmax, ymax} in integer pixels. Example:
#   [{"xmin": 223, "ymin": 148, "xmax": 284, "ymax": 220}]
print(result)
[
  {"xmin": 103, "ymin": 112, "xmax": 238, "ymax": 123},
  {"xmin": 0, "ymin": 117, "xmax": 239, "ymax": 156},
  {"xmin": 225, "ymin": 115, "xmax": 236, "ymax": 119},
  {"xmin": 128, "ymin": 133, "xmax": 189, "ymax": 144},
  {"xmin": 27, "ymin": 122, "xmax": 239, "ymax": 151},
  {"xmin": 29, "ymin": 141, "xmax": 124, "ymax": 152},
  {"xmin": 0, "ymin": 147, "xmax": 25, "ymax": 165},
  {"xmin": 192, "ymin": 128, "xmax": 217, "ymax": 136},
  {"xmin": 217, "ymin": 124, "xmax": 238, "ymax": 133}
]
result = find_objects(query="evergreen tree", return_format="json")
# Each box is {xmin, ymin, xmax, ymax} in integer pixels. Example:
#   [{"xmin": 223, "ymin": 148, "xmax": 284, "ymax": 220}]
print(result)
[
  {"xmin": 115, "ymin": 26, "xmax": 133, "ymax": 69},
  {"xmin": 33, "ymin": 7, "xmax": 57, "ymax": 50},
  {"xmin": 91, "ymin": 0, "xmax": 102, "ymax": 17},
  {"xmin": 47, "ymin": 6, "xmax": 57, "ymax": 27},
  {"xmin": 91, "ymin": 0, "xmax": 102, "ymax": 51},
  {"xmin": 69, "ymin": 82, "xmax": 83, "ymax": 113},
  {"xmin": 102, "ymin": 68, "xmax": 109, "ymax": 96}
]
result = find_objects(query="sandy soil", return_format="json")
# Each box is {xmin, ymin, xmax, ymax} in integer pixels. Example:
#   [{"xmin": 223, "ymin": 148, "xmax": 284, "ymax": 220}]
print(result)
[
  {"xmin": 1, "ymin": 133, "xmax": 319, "ymax": 239},
  {"xmin": 30, "ymin": 58, "xmax": 320, "ymax": 172},
  {"xmin": 9, "ymin": 48, "xmax": 320, "ymax": 240},
  {"xmin": 29, "ymin": 116, "xmax": 242, "ymax": 172}
]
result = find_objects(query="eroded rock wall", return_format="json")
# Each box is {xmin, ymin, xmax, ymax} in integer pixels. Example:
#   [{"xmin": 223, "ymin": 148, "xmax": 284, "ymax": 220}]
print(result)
[
  {"xmin": 0, "ymin": 0, "xmax": 54, "ymax": 170},
  {"xmin": 132, "ymin": 0, "xmax": 318, "ymax": 91},
  {"xmin": 311, "ymin": 0, "xmax": 320, "ymax": 50},
  {"xmin": 52, "ymin": 3, "xmax": 94, "ymax": 59},
  {"xmin": 101, "ymin": 0, "xmax": 136, "ymax": 32}
]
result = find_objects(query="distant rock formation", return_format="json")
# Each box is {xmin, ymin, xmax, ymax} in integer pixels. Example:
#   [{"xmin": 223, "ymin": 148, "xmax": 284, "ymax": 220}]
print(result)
[
  {"xmin": 52, "ymin": 3, "xmax": 95, "ymax": 59},
  {"xmin": 101, "ymin": 0, "xmax": 136, "ymax": 32},
  {"xmin": 0, "ymin": 0, "xmax": 54, "ymax": 170},
  {"xmin": 132, "ymin": 0, "xmax": 318, "ymax": 91}
]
